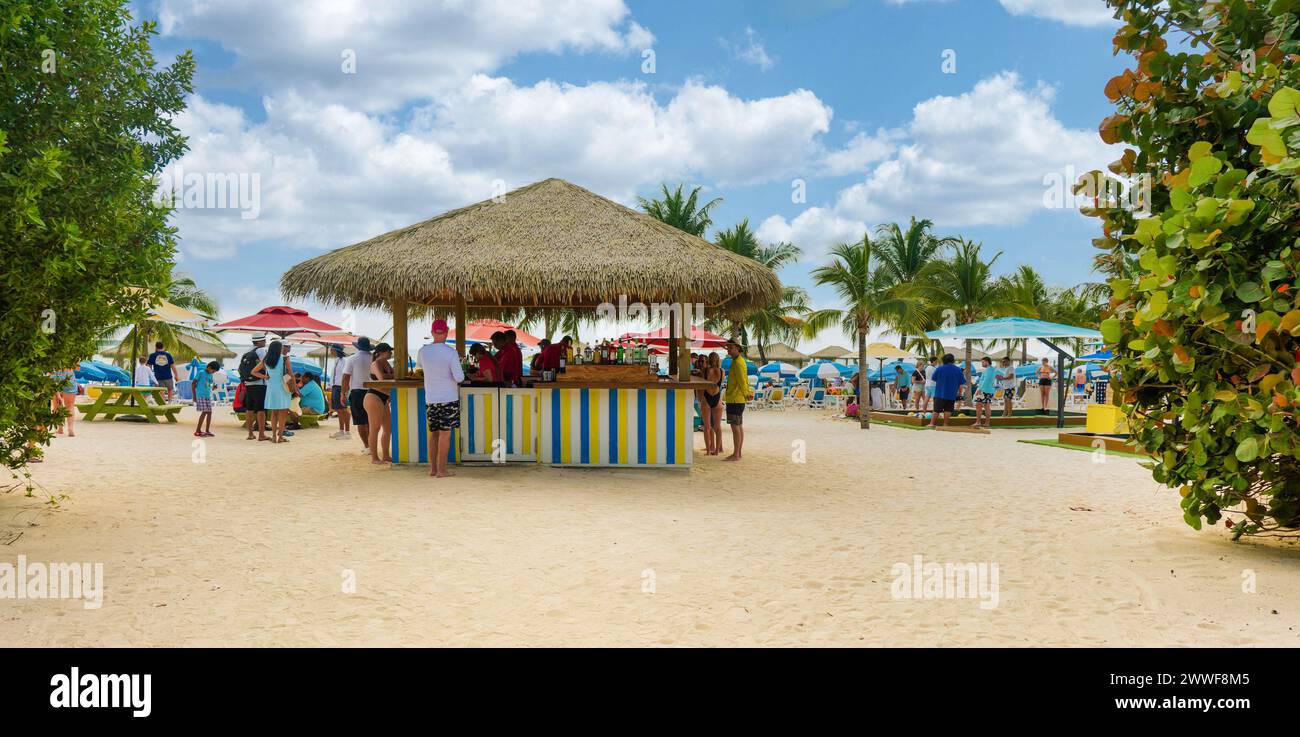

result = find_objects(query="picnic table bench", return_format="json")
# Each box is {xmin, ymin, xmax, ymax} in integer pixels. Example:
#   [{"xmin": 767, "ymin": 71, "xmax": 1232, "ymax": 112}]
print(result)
[{"xmin": 78, "ymin": 386, "xmax": 183, "ymax": 423}]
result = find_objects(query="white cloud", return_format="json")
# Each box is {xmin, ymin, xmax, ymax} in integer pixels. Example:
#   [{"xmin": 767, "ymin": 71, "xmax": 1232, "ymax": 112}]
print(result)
[
  {"xmin": 887, "ymin": 0, "xmax": 1114, "ymax": 27},
  {"xmin": 997, "ymin": 0, "xmax": 1114, "ymax": 27},
  {"xmin": 758, "ymin": 72, "xmax": 1116, "ymax": 254},
  {"xmin": 168, "ymin": 78, "xmax": 835, "ymax": 258},
  {"xmin": 157, "ymin": 0, "xmax": 655, "ymax": 111},
  {"xmin": 719, "ymin": 27, "xmax": 775, "ymax": 71}
]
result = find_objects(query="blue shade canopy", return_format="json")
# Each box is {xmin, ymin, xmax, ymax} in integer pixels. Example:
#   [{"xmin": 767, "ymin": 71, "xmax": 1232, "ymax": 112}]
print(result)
[
  {"xmin": 86, "ymin": 360, "xmax": 131, "ymax": 384},
  {"xmin": 924, "ymin": 317, "xmax": 1101, "ymax": 341},
  {"xmin": 758, "ymin": 361, "xmax": 798, "ymax": 376},
  {"xmin": 868, "ymin": 360, "xmax": 917, "ymax": 380},
  {"xmin": 1076, "ymin": 350, "xmax": 1112, "ymax": 362}
]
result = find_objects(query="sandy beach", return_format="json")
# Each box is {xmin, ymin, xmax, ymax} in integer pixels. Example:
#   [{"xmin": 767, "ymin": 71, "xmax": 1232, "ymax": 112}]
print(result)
[{"xmin": 3, "ymin": 407, "xmax": 1297, "ymax": 647}]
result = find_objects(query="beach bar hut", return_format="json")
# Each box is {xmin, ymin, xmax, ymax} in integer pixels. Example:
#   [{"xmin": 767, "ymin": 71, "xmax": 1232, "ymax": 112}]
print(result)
[
  {"xmin": 280, "ymin": 178, "xmax": 780, "ymax": 468},
  {"xmin": 925, "ymin": 317, "xmax": 1102, "ymax": 428}
]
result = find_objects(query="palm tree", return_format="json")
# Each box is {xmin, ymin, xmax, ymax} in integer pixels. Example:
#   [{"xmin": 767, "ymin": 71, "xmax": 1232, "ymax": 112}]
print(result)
[
  {"xmin": 714, "ymin": 286, "xmax": 815, "ymax": 364},
  {"xmin": 808, "ymin": 234, "xmax": 926, "ymax": 429},
  {"xmin": 874, "ymin": 218, "xmax": 957, "ymax": 349},
  {"xmin": 637, "ymin": 183, "xmax": 722, "ymax": 237},
  {"xmin": 106, "ymin": 273, "xmax": 221, "ymax": 364},
  {"xmin": 919, "ymin": 238, "xmax": 1014, "ymax": 381},
  {"xmin": 998, "ymin": 264, "xmax": 1051, "ymax": 363}
]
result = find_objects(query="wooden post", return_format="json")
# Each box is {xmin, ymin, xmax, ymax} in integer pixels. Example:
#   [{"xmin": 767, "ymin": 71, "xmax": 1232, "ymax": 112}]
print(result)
[
  {"xmin": 455, "ymin": 297, "xmax": 468, "ymax": 360},
  {"xmin": 677, "ymin": 303, "xmax": 691, "ymax": 382},
  {"xmin": 393, "ymin": 298, "xmax": 408, "ymax": 380},
  {"xmin": 667, "ymin": 305, "xmax": 678, "ymax": 377}
]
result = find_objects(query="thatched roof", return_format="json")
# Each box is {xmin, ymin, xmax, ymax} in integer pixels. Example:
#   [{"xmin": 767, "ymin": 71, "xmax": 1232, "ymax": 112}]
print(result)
[
  {"xmin": 280, "ymin": 178, "xmax": 782, "ymax": 316},
  {"xmin": 100, "ymin": 332, "xmax": 234, "ymax": 359},
  {"xmin": 809, "ymin": 344, "xmax": 851, "ymax": 360},
  {"xmin": 750, "ymin": 342, "xmax": 808, "ymax": 363}
]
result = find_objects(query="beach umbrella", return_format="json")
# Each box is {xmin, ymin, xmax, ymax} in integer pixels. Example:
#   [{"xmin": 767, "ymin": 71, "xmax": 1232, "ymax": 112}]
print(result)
[
  {"xmin": 722, "ymin": 356, "xmax": 759, "ymax": 375},
  {"xmin": 213, "ymin": 305, "xmax": 345, "ymax": 338},
  {"xmin": 800, "ymin": 361, "xmax": 852, "ymax": 380},
  {"xmin": 758, "ymin": 361, "xmax": 798, "ymax": 376},
  {"xmin": 632, "ymin": 326, "xmax": 730, "ymax": 349},
  {"xmin": 448, "ymin": 319, "xmax": 542, "ymax": 347},
  {"xmin": 868, "ymin": 360, "xmax": 917, "ymax": 381},
  {"xmin": 75, "ymin": 361, "xmax": 111, "ymax": 382},
  {"xmin": 86, "ymin": 360, "xmax": 130, "ymax": 385}
]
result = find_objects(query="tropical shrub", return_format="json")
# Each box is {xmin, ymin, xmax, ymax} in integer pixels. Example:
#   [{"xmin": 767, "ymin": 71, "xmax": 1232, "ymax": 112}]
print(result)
[
  {"xmin": 1094, "ymin": 0, "xmax": 1300, "ymax": 536},
  {"xmin": 0, "ymin": 1, "xmax": 192, "ymax": 474}
]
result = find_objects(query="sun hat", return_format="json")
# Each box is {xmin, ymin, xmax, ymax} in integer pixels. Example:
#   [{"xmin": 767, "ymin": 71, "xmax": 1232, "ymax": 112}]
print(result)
[
  {"xmin": 373, "ymin": 342, "xmax": 393, "ymax": 354},
  {"xmin": 353, "ymin": 336, "xmax": 374, "ymax": 352}
]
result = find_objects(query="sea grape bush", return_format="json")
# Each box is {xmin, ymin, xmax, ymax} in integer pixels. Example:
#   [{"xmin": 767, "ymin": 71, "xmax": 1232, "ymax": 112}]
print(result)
[
  {"xmin": 1094, "ymin": 0, "xmax": 1300, "ymax": 537},
  {"xmin": 0, "ymin": 1, "xmax": 192, "ymax": 473}
]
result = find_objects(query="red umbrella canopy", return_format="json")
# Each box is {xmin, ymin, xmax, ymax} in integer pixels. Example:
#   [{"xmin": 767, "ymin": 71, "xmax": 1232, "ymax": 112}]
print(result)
[
  {"xmin": 213, "ymin": 306, "xmax": 344, "ymax": 336},
  {"xmin": 631, "ymin": 326, "xmax": 730, "ymax": 348},
  {"xmin": 446, "ymin": 319, "xmax": 542, "ymax": 347}
]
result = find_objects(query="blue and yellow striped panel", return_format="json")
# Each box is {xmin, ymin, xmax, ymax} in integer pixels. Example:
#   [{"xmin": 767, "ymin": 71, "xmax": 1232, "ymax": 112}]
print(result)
[
  {"xmin": 537, "ymin": 387, "xmax": 691, "ymax": 466},
  {"xmin": 389, "ymin": 387, "xmax": 458, "ymax": 465}
]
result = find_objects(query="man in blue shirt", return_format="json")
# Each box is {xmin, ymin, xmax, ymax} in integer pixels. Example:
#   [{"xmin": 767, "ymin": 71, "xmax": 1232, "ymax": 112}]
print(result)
[
  {"xmin": 972, "ymin": 356, "xmax": 1000, "ymax": 429},
  {"xmin": 146, "ymin": 341, "xmax": 179, "ymax": 402},
  {"xmin": 929, "ymin": 353, "xmax": 967, "ymax": 428}
]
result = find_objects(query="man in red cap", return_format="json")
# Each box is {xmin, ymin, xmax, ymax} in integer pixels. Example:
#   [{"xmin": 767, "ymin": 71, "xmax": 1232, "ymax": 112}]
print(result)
[{"xmin": 416, "ymin": 319, "xmax": 464, "ymax": 477}]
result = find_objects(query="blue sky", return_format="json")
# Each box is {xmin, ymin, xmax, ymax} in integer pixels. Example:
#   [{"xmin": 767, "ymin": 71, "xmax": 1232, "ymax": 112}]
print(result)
[{"xmin": 139, "ymin": 0, "xmax": 1124, "ymax": 349}]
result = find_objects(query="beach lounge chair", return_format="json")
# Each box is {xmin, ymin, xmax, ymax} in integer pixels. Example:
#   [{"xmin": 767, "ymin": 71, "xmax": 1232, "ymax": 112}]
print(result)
[
  {"xmin": 749, "ymin": 386, "xmax": 767, "ymax": 409},
  {"xmin": 788, "ymin": 385, "xmax": 810, "ymax": 407},
  {"xmin": 767, "ymin": 386, "xmax": 785, "ymax": 408},
  {"xmin": 808, "ymin": 387, "xmax": 827, "ymax": 409}
]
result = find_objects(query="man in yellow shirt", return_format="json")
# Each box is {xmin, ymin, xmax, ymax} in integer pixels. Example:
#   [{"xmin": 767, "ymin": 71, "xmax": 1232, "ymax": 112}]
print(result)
[{"xmin": 723, "ymin": 341, "xmax": 754, "ymax": 461}]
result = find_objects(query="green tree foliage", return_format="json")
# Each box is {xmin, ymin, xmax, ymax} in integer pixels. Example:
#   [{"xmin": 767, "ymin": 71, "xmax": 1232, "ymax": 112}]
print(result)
[
  {"xmin": 1094, "ymin": 0, "xmax": 1300, "ymax": 536},
  {"xmin": 1, "ymin": 1, "xmax": 193, "ymax": 471},
  {"xmin": 636, "ymin": 183, "xmax": 722, "ymax": 237}
]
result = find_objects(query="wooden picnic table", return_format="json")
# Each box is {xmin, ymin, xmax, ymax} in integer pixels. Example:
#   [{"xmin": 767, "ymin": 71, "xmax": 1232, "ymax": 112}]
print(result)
[{"xmin": 77, "ymin": 386, "xmax": 183, "ymax": 423}]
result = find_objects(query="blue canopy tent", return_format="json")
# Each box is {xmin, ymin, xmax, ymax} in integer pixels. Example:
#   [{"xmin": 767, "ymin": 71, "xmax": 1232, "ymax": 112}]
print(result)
[
  {"xmin": 925, "ymin": 317, "xmax": 1102, "ymax": 428},
  {"xmin": 75, "ymin": 361, "xmax": 112, "ymax": 382},
  {"xmin": 868, "ymin": 360, "xmax": 917, "ymax": 381},
  {"xmin": 86, "ymin": 360, "xmax": 130, "ymax": 385},
  {"xmin": 1076, "ymin": 349, "xmax": 1112, "ymax": 362}
]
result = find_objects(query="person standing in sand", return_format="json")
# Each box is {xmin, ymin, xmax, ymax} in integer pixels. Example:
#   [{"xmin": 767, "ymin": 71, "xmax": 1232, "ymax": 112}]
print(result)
[
  {"xmin": 723, "ymin": 341, "xmax": 753, "ymax": 461},
  {"xmin": 417, "ymin": 319, "xmax": 464, "ymax": 477},
  {"xmin": 329, "ymin": 344, "xmax": 351, "ymax": 439},
  {"xmin": 928, "ymin": 353, "xmax": 966, "ymax": 428},
  {"xmin": 341, "ymin": 336, "xmax": 374, "ymax": 453},
  {"xmin": 972, "ymin": 356, "xmax": 999, "ymax": 429}
]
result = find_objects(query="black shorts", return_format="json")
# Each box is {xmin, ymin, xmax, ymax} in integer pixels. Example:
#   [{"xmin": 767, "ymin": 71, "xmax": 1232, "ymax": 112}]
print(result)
[
  {"xmin": 426, "ymin": 401, "xmax": 460, "ymax": 432},
  {"xmin": 725, "ymin": 402, "xmax": 745, "ymax": 425},
  {"xmin": 898, "ymin": 387, "xmax": 910, "ymax": 400},
  {"xmin": 935, "ymin": 397, "xmax": 956, "ymax": 413},
  {"xmin": 330, "ymin": 385, "xmax": 345, "ymax": 411},
  {"xmin": 1039, "ymin": 378, "xmax": 1053, "ymax": 387},
  {"xmin": 244, "ymin": 384, "xmax": 266, "ymax": 412},
  {"xmin": 349, "ymin": 389, "xmax": 369, "ymax": 425}
]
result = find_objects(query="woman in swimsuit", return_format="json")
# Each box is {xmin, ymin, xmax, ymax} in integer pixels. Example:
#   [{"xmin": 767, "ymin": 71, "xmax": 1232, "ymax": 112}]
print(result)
[
  {"xmin": 363, "ymin": 342, "xmax": 395, "ymax": 464},
  {"xmin": 1037, "ymin": 358, "xmax": 1057, "ymax": 414},
  {"xmin": 702, "ymin": 353, "xmax": 724, "ymax": 456},
  {"xmin": 51, "ymin": 367, "xmax": 78, "ymax": 437}
]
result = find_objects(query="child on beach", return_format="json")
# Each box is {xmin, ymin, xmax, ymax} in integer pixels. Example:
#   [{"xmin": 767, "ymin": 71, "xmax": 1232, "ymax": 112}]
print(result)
[
  {"xmin": 193, "ymin": 361, "xmax": 219, "ymax": 437},
  {"xmin": 973, "ymin": 356, "xmax": 998, "ymax": 428}
]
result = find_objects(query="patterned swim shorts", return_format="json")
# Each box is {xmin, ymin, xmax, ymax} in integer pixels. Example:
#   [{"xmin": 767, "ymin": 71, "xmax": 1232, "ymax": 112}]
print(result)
[
  {"xmin": 194, "ymin": 397, "xmax": 213, "ymax": 412},
  {"xmin": 973, "ymin": 391, "xmax": 995, "ymax": 406},
  {"xmin": 426, "ymin": 401, "xmax": 460, "ymax": 432}
]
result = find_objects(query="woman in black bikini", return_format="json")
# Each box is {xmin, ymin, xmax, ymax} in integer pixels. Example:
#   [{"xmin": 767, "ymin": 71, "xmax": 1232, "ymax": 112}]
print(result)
[
  {"xmin": 1036, "ymin": 357, "xmax": 1056, "ymax": 415},
  {"xmin": 363, "ymin": 342, "xmax": 395, "ymax": 464},
  {"xmin": 701, "ymin": 353, "xmax": 724, "ymax": 456}
]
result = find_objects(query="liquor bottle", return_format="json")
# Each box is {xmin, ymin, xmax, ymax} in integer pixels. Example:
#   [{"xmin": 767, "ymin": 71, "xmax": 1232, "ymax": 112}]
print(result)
[{"xmin": 617, "ymin": 343, "xmax": 624, "ymax": 364}]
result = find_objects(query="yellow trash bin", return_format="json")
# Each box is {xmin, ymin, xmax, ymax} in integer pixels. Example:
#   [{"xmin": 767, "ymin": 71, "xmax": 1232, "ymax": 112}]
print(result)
[{"xmin": 1086, "ymin": 404, "xmax": 1127, "ymax": 434}]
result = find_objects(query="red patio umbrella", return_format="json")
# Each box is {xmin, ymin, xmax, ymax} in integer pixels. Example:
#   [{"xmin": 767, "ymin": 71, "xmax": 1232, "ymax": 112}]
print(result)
[
  {"xmin": 213, "ymin": 306, "xmax": 345, "ymax": 338},
  {"xmin": 446, "ymin": 319, "xmax": 542, "ymax": 347},
  {"xmin": 630, "ymin": 326, "xmax": 730, "ymax": 348}
]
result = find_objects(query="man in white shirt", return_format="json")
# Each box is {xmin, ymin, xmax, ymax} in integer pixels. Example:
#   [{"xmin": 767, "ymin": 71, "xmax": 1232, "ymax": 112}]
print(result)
[
  {"xmin": 416, "ymin": 319, "xmax": 464, "ymax": 478},
  {"xmin": 341, "ymin": 337, "xmax": 374, "ymax": 452},
  {"xmin": 329, "ymin": 344, "xmax": 351, "ymax": 438},
  {"xmin": 922, "ymin": 356, "xmax": 939, "ymax": 413}
]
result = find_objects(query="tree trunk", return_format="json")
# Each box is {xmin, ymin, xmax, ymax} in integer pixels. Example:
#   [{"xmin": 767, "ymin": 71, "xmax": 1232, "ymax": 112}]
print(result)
[
  {"xmin": 858, "ymin": 329, "xmax": 869, "ymax": 429},
  {"xmin": 897, "ymin": 333, "xmax": 907, "ymax": 351},
  {"xmin": 1020, "ymin": 339, "xmax": 1028, "ymax": 365},
  {"xmin": 964, "ymin": 340, "xmax": 972, "ymax": 409}
]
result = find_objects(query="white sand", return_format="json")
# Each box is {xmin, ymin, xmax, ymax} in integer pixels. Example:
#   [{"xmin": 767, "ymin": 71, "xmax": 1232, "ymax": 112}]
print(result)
[{"xmin": 2, "ymin": 406, "xmax": 1297, "ymax": 647}]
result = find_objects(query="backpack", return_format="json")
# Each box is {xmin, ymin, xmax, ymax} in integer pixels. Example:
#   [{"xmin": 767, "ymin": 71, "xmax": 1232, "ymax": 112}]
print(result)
[{"xmin": 238, "ymin": 349, "xmax": 261, "ymax": 383}]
